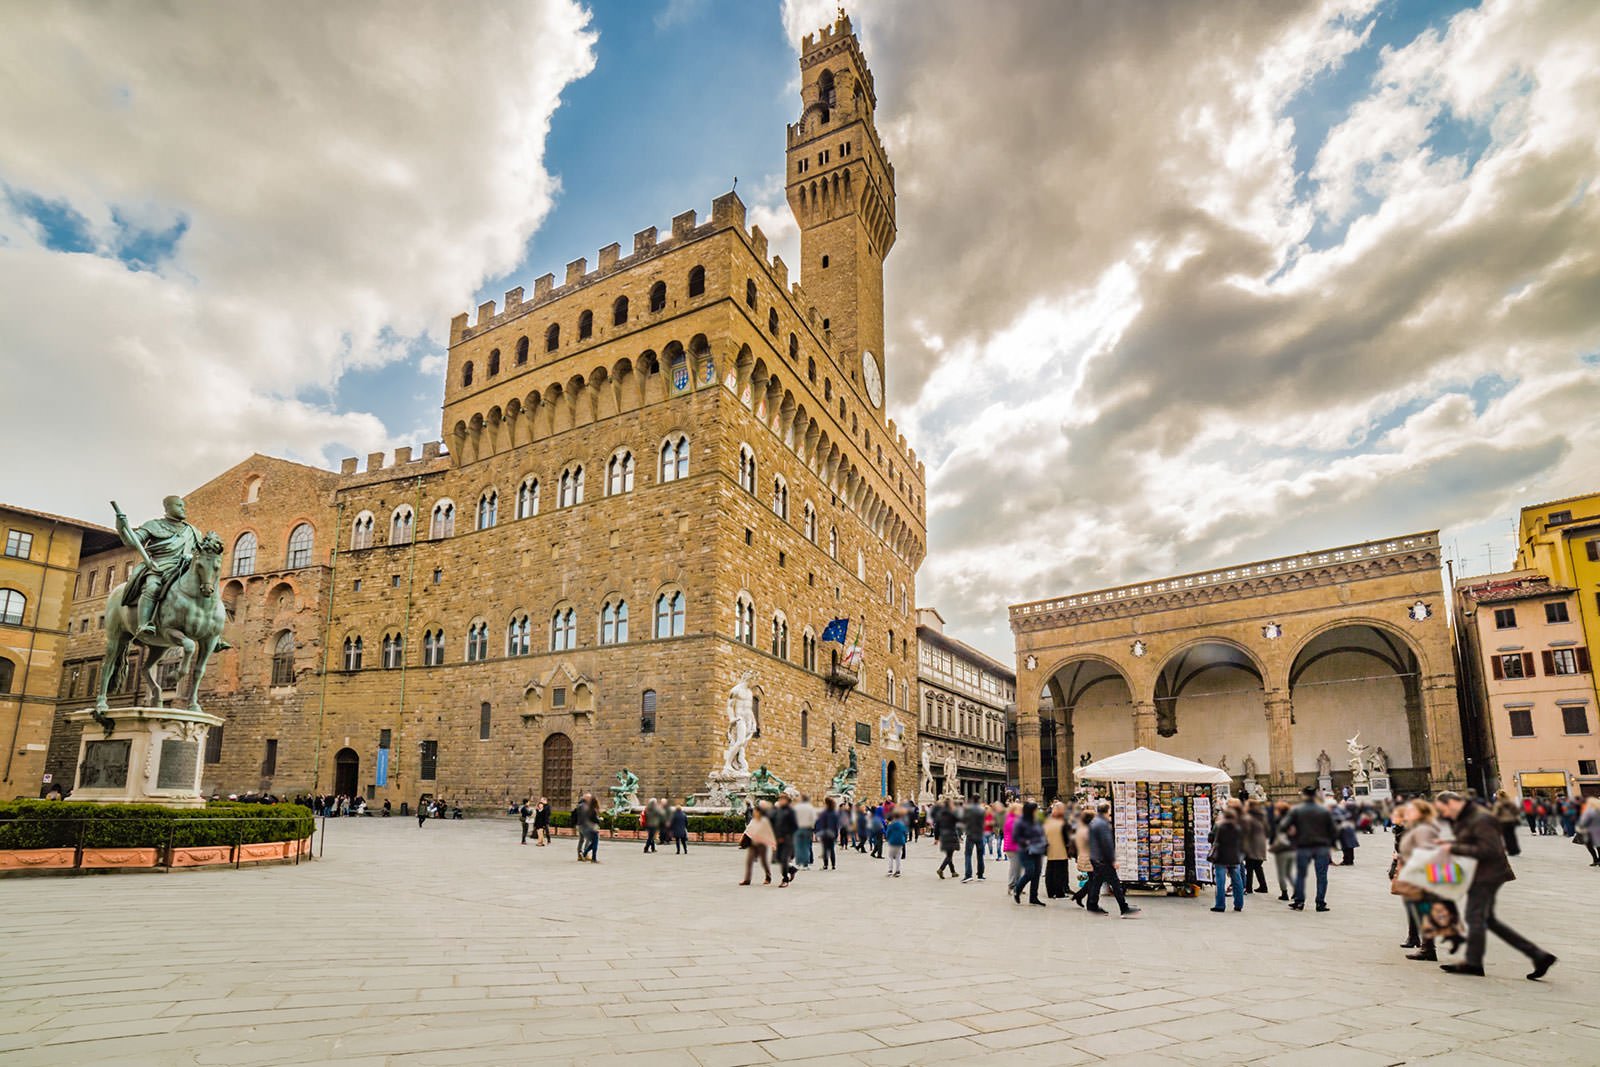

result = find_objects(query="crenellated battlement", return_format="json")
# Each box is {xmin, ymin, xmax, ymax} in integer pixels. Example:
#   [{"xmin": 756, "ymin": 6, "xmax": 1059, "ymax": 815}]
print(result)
[{"xmin": 335, "ymin": 441, "xmax": 450, "ymax": 489}]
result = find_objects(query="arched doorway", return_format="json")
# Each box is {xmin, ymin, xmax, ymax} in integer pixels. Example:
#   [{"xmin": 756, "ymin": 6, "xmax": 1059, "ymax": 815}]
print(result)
[
  {"xmin": 1290, "ymin": 624, "xmax": 1423, "ymax": 791},
  {"xmin": 542, "ymin": 733, "xmax": 573, "ymax": 807},
  {"xmin": 1153, "ymin": 641, "xmax": 1266, "ymax": 777},
  {"xmin": 885, "ymin": 759, "xmax": 896, "ymax": 798},
  {"xmin": 333, "ymin": 747, "xmax": 359, "ymax": 798},
  {"xmin": 1043, "ymin": 658, "xmax": 1134, "ymax": 798}
]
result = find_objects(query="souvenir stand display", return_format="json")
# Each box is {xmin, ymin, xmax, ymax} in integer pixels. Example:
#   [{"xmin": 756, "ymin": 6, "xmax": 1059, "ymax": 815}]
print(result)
[{"xmin": 1077, "ymin": 747, "xmax": 1232, "ymax": 895}]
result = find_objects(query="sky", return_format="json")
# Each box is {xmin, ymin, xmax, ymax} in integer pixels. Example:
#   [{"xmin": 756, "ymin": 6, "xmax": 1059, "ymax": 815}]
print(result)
[{"xmin": 2, "ymin": 0, "xmax": 1598, "ymax": 661}]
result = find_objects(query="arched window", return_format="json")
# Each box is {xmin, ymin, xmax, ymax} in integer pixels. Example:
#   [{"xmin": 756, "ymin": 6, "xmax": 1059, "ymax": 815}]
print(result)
[
  {"xmin": 550, "ymin": 606, "xmax": 576, "ymax": 651},
  {"xmin": 612, "ymin": 296, "xmax": 628, "ymax": 326},
  {"xmin": 660, "ymin": 435, "xmax": 689, "ymax": 483},
  {"xmin": 488, "ymin": 348, "xmax": 500, "ymax": 376},
  {"xmin": 803, "ymin": 501, "xmax": 816, "ymax": 542},
  {"xmin": 802, "ymin": 628, "xmax": 817, "ymax": 671},
  {"xmin": 545, "ymin": 323, "xmax": 560, "ymax": 353},
  {"xmin": 271, "ymin": 631, "xmax": 295, "ymax": 685},
  {"xmin": 819, "ymin": 68, "xmax": 836, "ymax": 107},
  {"xmin": 507, "ymin": 613, "xmax": 530, "ymax": 657},
  {"xmin": 0, "ymin": 657, "xmax": 14, "ymax": 694},
  {"xmin": 476, "ymin": 490, "xmax": 498, "ymax": 530},
  {"xmin": 788, "ymin": 333, "xmax": 798, "ymax": 361},
  {"xmin": 231, "ymin": 532, "xmax": 257, "ymax": 576},
  {"xmin": 381, "ymin": 632, "xmax": 404, "ymax": 670},
  {"xmin": 829, "ymin": 526, "xmax": 838, "ymax": 559},
  {"xmin": 607, "ymin": 450, "xmax": 635, "ymax": 496},
  {"xmin": 343, "ymin": 636, "xmax": 363, "ymax": 671},
  {"xmin": 768, "ymin": 307, "xmax": 779, "ymax": 335},
  {"xmin": 390, "ymin": 506, "xmax": 414, "ymax": 545},
  {"xmin": 745, "ymin": 279, "xmax": 757, "ymax": 309},
  {"xmin": 800, "ymin": 705, "xmax": 810, "ymax": 748},
  {"xmin": 885, "ymin": 571, "xmax": 894, "ymax": 605},
  {"xmin": 770, "ymin": 612, "xmax": 789, "ymax": 659},
  {"xmin": 0, "ymin": 589, "xmax": 24, "ymax": 626},
  {"xmin": 461, "ymin": 361, "xmax": 474, "ymax": 387},
  {"xmin": 687, "ymin": 265, "xmax": 705, "ymax": 297},
  {"xmin": 430, "ymin": 501, "xmax": 455, "ymax": 539},
  {"xmin": 515, "ymin": 336, "xmax": 529, "ymax": 365},
  {"xmin": 649, "ymin": 281, "xmax": 666, "ymax": 313},
  {"xmin": 516, "ymin": 477, "xmax": 539, "ymax": 518},
  {"xmin": 738, "ymin": 444, "xmax": 757, "ymax": 494},
  {"xmin": 857, "ymin": 549, "xmax": 866, "ymax": 582},
  {"xmin": 824, "ymin": 378, "xmax": 832, "ymax": 401},
  {"xmin": 772, "ymin": 475, "xmax": 788, "ymax": 520},
  {"xmin": 640, "ymin": 689, "xmax": 657, "ymax": 734},
  {"xmin": 578, "ymin": 310, "xmax": 593, "ymax": 340},
  {"xmin": 734, "ymin": 593, "xmax": 755, "ymax": 646},
  {"xmin": 422, "ymin": 628, "xmax": 444, "ymax": 666},
  {"xmin": 830, "ymin": 721, "xmax": 837, "ymax": 753},
  {"xmin": 655, "ymin": 590, "xmax": 685, "ymax": 638},
  {"xmin": 351, "ymin": 512, "xmax": 374, "ymax": 550},
  {"xmin": 807, "ymin": 357, "xmax": 816, "ymax": 383},
  {"xmin": 466, "ymin": 621, "xmax": 489, "ymax": 663},
  {"xmin": 886, "ymin": 669, "xmax": 895, "ymax": 706},
  {"xmin": 558, "ymin": 466, "xmax": 585, "ymax": 507},
  {"xmin": 601, "ymin": 599, "xmax": 629, "ymax": 645}
]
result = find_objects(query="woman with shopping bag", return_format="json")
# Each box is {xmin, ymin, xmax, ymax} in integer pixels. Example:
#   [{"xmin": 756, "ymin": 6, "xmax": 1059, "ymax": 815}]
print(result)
[{"xmin": 1392, "ymin": 799, "xmax": 1447, "ymax": 961}]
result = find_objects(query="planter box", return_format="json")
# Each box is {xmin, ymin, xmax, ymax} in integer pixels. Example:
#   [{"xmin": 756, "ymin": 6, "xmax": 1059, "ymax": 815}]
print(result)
[
  {"xmin": 0, "ymin": 848, "xmax": 76, "ymax": 870},
  {"xmin": 81, "ymin": 848, "xmax": 158, "ymax": 869},
  {"xmin": 171, "ymin": 845, "xmax": 233, "ymax": 868},
  {"xmin": 238, "ymin": 841, "xmax": 288, "ymax": 863}
]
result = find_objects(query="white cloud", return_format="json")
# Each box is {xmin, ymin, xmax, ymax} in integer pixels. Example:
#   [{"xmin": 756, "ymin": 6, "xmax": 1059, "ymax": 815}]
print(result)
[{"xmin": 0, "ymin": 0, "xmax": 596, "ymax": 516}]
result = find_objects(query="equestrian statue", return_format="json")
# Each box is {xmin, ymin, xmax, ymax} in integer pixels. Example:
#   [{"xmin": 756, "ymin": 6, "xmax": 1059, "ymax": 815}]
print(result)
[{"xmin": 94, "ymin": 495, "xmax": 230, "ymax": 728}]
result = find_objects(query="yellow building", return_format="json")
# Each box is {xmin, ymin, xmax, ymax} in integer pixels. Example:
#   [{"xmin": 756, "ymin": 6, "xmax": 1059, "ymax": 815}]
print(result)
[
  {"xmin": 1516, "ymin": 491, "xmax": 1600, "ymax": 709},
  {"xmin": 0, "ymin": 505, "xmax": 118, "ymax": 798}
]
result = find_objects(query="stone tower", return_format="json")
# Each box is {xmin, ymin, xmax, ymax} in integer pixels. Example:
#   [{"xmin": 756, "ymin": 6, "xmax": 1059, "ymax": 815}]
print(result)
[{"xmin": 786, "ymin": 11, "xmax": 896, "ymax": 425}]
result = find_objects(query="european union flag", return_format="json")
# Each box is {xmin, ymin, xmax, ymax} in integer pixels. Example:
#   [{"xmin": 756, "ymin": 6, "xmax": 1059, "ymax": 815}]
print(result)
[{"xmin": 821, "ymin": 617, "xmax": 850, "ymax": 644}]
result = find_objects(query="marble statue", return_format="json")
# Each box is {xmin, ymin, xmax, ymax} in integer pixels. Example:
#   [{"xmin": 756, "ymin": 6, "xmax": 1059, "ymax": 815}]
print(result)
[
  {"xmin": 96, "ymin": 496, "xmax": 230, "ymax": 723},
  {"xmin": 722, "ymin": 670, "xmax": 758, "ymax": 775},
  {"xmin": 942, "ymin": 754, "xmax": 958, "ymax": 794},
  {"xmin": 1371, "ymin": 746, "xmax": 1389, "ymax": 775},
  {"xmin": 1316, "ymin": 749, "xmax": 1333, "ymax": 777},
  {"xmin": 919, "ymin": 747, "xmax": 935, "ymax": 798},
  {"xmin": 1217, "ymin": 754, "xmax": 1229, "ymax": 774},
  {"xmin": 1242, "ymin": 753, "xmax": 1258, "ymax": 780},
  {"xmin": 609, "ymin": 768, "xmax": 640, "ymax": 814},
  {"xmin": 1345, "ymin": 732, "xmax": 1371, "ymax": 782},
  {"xmin": 748, "ymin": 765, "xmax": 786, "ymax": 796}
]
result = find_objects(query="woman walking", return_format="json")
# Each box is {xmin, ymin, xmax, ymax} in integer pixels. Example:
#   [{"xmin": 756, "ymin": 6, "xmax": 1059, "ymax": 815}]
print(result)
[
  {"xmin": 1269, "ymin": 800, "xmax": 1295, "ymax": 900},
  {"xmin": 739, "ymin": 801, "xmax": 776, "ymax": 885},
  {"xmin": 1492, "ymin": 789, "xmax": 1521, "ymax": 856},
  {"xmin": 1043, "ymin": 802, "xmax": 1071, "ymax": 899},
  {"xmin": 1069, "ymin": 809, "xmax": 1094, "ymax": 906},
  {"xmin": 1396, "ymin": 799, "xmax": 1445, "ymax": 960},
  {"xmin": 816, "ymin": 797, "xmax": 840, "ymax": 870},
  {"xmin": 935, "ymin": 801, "xmax": 961, "ymax": 879},
  {"xmin": 1012, "ymin": 801, "xmax": 1046, "ymax": 906},
  {"xmin": 1578, "ymin": 797, "xmax": 1600, "ymax": 867},
  {"xmin": 1002, "ymin": 801, "xmax": 1022, "ymax": 893}
]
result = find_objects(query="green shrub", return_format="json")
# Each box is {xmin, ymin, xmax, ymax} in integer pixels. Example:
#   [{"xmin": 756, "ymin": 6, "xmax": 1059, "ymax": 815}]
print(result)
[{"xmin": 0, "ymin": 800, "xmax": 314, "ymax": 851}]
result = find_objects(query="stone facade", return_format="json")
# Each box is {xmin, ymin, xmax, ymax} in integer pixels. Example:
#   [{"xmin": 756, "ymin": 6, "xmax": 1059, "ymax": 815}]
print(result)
[
  {"xmin": 47, "ymin": 14, "xmax": 926, "ymax": 811},
  {"xmin": 916, "ymin": 608, "xmax": 1012, "ymax": 802},
  {"xmin": 1009, "ymin": 532, "xmax": 1465, "ymax": 800}
]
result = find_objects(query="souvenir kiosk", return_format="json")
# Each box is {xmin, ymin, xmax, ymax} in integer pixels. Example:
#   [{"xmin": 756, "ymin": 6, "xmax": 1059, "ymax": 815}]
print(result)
[{"xmin": 1076, "ymin": 747, "xmax": 1232, "ymax": 896}]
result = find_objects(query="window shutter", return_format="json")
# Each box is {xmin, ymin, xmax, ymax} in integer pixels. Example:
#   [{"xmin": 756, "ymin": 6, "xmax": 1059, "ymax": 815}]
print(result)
[
  {"xmin": 1541, "ymin": 650, "xmax": 1555, "ymax": 675},
  {"xmin": 1491, "ymin": 656, "xmax": 1503, "ymax": 680},
  {"xmin": 1522, "ymin": 652, "xmax": 1536, "ymax": 677},
  {"xmin": 1578, "ymin": 648, "xmax": 1592, "ymax": 673}
]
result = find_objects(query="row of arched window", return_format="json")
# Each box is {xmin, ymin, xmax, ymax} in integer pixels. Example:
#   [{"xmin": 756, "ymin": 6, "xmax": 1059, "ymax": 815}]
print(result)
[
  {"xmin": 229, "ymin": 524, "xmax": 316, "ymax": 577},
  {"xmin": 460, "ymin": 267, "xmax": 710, "ymax": 389}
]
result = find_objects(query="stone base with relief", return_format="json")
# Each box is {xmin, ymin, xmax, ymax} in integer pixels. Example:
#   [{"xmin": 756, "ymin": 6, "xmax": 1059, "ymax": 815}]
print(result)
[{"xmin": 67, "ymin": 706, "xmax": 224, "ymax": 809}]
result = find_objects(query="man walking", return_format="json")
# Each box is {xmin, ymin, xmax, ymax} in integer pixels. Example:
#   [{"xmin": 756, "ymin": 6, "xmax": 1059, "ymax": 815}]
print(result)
[
  {"xmin": 962, "ymin": 796, "xmax": 986, "ymax": 882},
  {"xmin": 670, "ymin": 801, "xmax": 690, "ymax": 854},
  {"xmin": 1208, "ymin": 804, "xmax": 1245, "ymax": 912},
  {"xmin": 1084, "ymin": 801, "xmax": 1140, "ymax": 917},
  {"xmin": 1435, "ymin": 791, "xmax": 1557, "ymax": 980},
  {"xmin": 770, "ymin": 793, "xmax": 799, "ymax": 886},
  {"xmin": 794, "ymin": 793, "xmax": 817, "ymax": 869},
  {"xmin": 643, "ymin": 798, "xmax": 661, "ymax": 853},
  {"xmin": 574, "ymin": 793, "xmax": 600, "ymax": 863},
  {"xmin": 518, "ymin": 798, "xmax": 532, "ymax": 844},
  {"xmin": 1282, "ymin": 787, "xmax": 1335, "ymax": 911}
]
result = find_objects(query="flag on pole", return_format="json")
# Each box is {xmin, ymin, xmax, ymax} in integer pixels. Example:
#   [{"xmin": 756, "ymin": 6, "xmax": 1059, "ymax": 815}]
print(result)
[{"xmin": 821, "ymin": 617, "xmax": 850, "ymax": 644}]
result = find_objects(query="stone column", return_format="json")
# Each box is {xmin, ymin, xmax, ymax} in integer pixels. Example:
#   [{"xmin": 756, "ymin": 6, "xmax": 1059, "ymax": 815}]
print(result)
[
  {"xmin": 1265, "ymin": 690, "xmax": 1294, "ymax": 792},
  {"xmin": 1017, "ymin": 714, "xmax": 1042, "ymax": 797},
  {"xmin": 1402, "ymin": 674, "xmax": 1430, "ymax": 773},
  {"xmin": 1132, "ymin": 701, "xmax": 1157, "ymax": 749},
  {"xmin": 1423, "ymin": 676, "xmax": 1464, "ymax": 791}
]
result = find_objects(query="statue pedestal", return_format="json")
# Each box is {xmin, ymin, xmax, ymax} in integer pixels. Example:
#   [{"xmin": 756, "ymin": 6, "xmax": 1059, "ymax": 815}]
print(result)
[
  {"xmin": 68, "ymin": 707, "xmax": 224, "ymax": 809},
  {"xmin": 1317, "ymin": 775, "xmax": 1332, "ymax": 795},
  {"xmin": 685, "ymin": 770, "xmax": 750, "ymax": 813}
]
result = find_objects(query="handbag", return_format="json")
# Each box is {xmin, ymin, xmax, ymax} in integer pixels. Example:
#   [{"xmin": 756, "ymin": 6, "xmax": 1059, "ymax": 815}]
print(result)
[
  {"xmin": 1396, "ymin": 846, "xmax": 1476, "ymax": 902},
  {"xmin": 1389, "ymin": 877, "xmax": 1425, "ymax": 901},
  {"xmin": 738, "ymin": 833, "xmax": 752, "ymax": 850}
]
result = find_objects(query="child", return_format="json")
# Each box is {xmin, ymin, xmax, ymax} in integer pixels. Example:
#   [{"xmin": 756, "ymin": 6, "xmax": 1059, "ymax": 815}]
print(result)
[{"xmin": 885, "ymin": 810, "xmax": 908, "ymax": 877}]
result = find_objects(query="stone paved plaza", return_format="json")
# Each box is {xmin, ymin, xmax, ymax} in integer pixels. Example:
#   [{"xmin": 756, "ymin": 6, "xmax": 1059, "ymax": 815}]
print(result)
[{"xmin": 1, "ymin": 819, "xmax": 1595, "ymax": 1066}]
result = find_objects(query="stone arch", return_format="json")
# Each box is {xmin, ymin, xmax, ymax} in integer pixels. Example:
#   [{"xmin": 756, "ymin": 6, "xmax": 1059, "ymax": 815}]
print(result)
[
  {"xmin": 1152, "ymin": 638, "xmax": 1268, "ymax": 775},
  {"xmin": 1288, "ymin": 619, "xmax": 1427, "ymax": 788}
]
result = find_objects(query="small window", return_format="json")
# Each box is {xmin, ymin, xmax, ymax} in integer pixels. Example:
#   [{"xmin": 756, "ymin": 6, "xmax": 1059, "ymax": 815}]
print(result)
[
  {"xmin": 462, "ymin": 361, "xmax": 474, "ymax": 387},
  {"xmin": 578, "ymin": 310, "xmax": 593, "ymax": 340},
  {"xmin": 1587, "ymin": 539, "xmax": 1600, "ymax": 562},
  {"xmin": 262, "ymin": 739, "xmax": 278, "ymax": 777},
  {"xmin": 768, "ymin": 308, "xmax": 779, "ymax": 335},
  {"xmin": 515, "ymin": 336, "xmax": 529, "ymax": 365},
  {"xmin": 687, "ymin": 265, "xmax": 705, "ymax": 297},
  {"xmin": 734, "ymin": 594, "xmax": 755, "ymax": 646},
  {"xmin": 1493, "ymin": 607, "xmax": 1517, "ymax": 629},
  {"xmin": 807, "ymin": 357, "xmax": 816, "ymax": 383},
  {"xmin": 800, "ymin": 706, "xmax": 809, "ymax": 748},
  {"xmin": 476, "ymin": 490, "xmax": 498, "ymax": 530},
  {"xmin": 517, "ymin": 477, "xmax": 539, "ymax": 518},
  {"xmin": 419, "ymin": 740, "xmax": 438, "ymax": 780},
  {"xmin": 551, "ymin": 687, "xmax": 567, "ymax": 709},
  {"xmin": 1549, "ymin": 510, "xmax": 1573, "ymax": 524},
  {"xmin": 641, "ymin": 689, "xmax": 657, "ymax": 734},
  {"xmin": 271, "ymin": 631, "xmax": 296, "ymax": 686},
  {"xmin": 745, "ymin": 279, "xmax": 757, "ymax": 309},
  {"xmin": 738, "ymin": 444, "xmax": 758, "ymax": 494},
  {"xmin": 3, "ymin": 530, "xmax": 32, "ymax": 559},
  {"xmin": 649, "ymin": 281, "xmax": 666, "ymax": 313},
  {"xmin": 788, "ymin": 334, "xmax": 798, "ymax": 361},
  {"xmin": 1562, "ymin": 705, "xmax": 1590, "ymax": 734},
  {"xmin": 1545, "ymin": 601, "xmax": 1570, "ymax": 624},
  {"xmin": 480, "ymin": 702, "xmax": 492, "ymax": 740},
  {"xmin": 545, "ymin": 324, "xmax": 560, "ymax": 353},
  {"xmin": 612, "ymin": 296, "xmax": 629, "ymax": 326},
  {"xmin": 1547, "ymin": 648, "xmax": 1581, "ymax": 676},
  {"xmin": 488, "ymin": 348, "xmax": 500, "ymax": 375},
  {"xmin": 205, "ymin": 724, "xmax": 224, "ymax": 764},
  {"xmin": 1580, "ymin": 759, "xmax": 1598, "ymax": 776},
  {"xmin": 820, "ymin": 255, "xmax": 829, "ymax": 269},
  {"xmin": 1508, "ymin": 707, "xmax": 1533, "ymax": 734}
]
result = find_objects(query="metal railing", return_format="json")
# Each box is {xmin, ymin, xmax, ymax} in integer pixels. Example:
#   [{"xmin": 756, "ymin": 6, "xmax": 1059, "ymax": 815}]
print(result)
[{"xmin": 0, "ymin": 814, "xmax": 318, "ymax": 873}]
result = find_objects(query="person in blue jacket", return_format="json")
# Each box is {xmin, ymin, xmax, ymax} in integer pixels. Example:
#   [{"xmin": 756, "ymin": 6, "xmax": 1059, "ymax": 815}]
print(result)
[{"xmin": 884, "ymin": 808, "xmax": 909, "ymax": 877}]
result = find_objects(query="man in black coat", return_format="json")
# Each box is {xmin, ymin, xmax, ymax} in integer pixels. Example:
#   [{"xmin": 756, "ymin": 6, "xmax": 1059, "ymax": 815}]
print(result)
[
  {"xmin": 770, "ymin": 794, "xmax": 799, "ymax": 885},
  {"xmin": 1281, "ymin": 787, "xmax": 1336, "ymax": 912},
  {"xmin": 961, "ymin": 798, "xmax": 987, "ymax": 883},
  {"xmin": 1208, "ymin": 806, "xmax": 1245, "ymax": 912},
  {"xmin": 1435, "ymin": 791, "xmax": 1557, "ymax": 979},
  {"xmin": 1084, "ymin": 801, "xmax": 1140, "ymax": 917}
]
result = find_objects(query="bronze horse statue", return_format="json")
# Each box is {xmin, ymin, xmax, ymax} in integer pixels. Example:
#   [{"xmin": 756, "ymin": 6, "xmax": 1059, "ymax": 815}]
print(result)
[{"xmin": 95, "ymin": 532, "xmax": 227, "ymax": 725}]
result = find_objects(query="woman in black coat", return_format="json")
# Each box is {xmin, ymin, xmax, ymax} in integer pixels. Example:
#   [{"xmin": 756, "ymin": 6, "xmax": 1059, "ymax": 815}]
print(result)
[{"xmin": 935, "ymin": 802, "xmax": 961, "ymax": 879}]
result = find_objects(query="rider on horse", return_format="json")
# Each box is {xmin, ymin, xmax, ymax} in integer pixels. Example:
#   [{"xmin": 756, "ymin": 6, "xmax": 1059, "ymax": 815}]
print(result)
[{"xmin": 116, "ymin": 496, "xmax": 231, "ymax": 650}]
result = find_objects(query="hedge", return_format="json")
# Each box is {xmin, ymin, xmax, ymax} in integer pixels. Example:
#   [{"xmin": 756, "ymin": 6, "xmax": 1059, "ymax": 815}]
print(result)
[
  {"xmin": 542, "ymin": 810, "xmax": 747, "ymax": 834},
  {"xmin": 0, "ymin": 800, "xmax": 314, "ymax": 851}
]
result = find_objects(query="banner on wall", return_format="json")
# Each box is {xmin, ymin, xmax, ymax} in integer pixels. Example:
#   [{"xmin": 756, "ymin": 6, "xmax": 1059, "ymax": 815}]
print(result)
[{"xmin": 375, "ymin": 746, "xmax": 390, "ymax": 787}]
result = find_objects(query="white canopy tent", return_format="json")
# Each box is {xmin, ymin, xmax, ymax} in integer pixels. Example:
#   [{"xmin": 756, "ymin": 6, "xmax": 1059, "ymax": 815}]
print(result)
[{"xmin": 1076, "ymin": 747, "xmax": 1232, "ymax": 785}]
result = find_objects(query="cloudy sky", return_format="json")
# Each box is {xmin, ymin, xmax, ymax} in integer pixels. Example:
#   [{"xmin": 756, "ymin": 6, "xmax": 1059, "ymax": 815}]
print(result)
[{"xmin": 3, "ymin": 0, "xmax": 1597, "ymax": 659}]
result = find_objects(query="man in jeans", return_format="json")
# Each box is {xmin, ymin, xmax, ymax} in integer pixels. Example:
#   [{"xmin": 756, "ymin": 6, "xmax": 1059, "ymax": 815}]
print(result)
[
  {"xmin": 1435, "ymin": 791, "xmax": 1557, "ymax": 979},
  {"xmin": 1282, "ymin": 786, "xmax": 1334, "ymax": 911},
  {"xmin": 1084, "ymin": 801, "xmax": 1141, "ymax": 917},
  {"xmin": 962, "ymin": 797, "xmax": 987, "ymax": 882}
]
